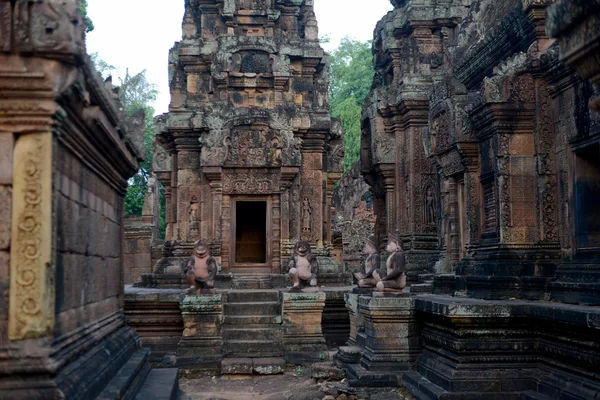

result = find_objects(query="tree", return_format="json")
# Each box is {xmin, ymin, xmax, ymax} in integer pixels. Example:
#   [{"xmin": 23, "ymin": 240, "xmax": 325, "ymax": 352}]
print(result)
[
  {"xmin": 79, "ymin": 0, "xmax": 95, "ymax": 33},
  {"xmin": 328, "ymin": 37, "xmax": 374, "ymax": 171},
  {"xmin": 119, "ymin": 69, "xmax": 158, "ymax": 215}
]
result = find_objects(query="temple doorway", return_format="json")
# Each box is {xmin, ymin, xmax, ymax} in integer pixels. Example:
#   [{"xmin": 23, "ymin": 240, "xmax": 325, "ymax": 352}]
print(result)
[
  {"xmin": 233, "ymin": 199, "xmax": 270, "ymax": 271},
  {"xmin": 574, "ymin": 145, "xmax": 600, "ymax": 252}
]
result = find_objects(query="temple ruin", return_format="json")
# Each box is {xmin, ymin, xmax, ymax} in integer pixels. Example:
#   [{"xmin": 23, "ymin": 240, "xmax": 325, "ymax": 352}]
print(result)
[
  {"xmin": 1, "ymin": 0, "xmax": 600, "ymax": 399},
  {"xmin": 148, "ymin": 0, "xmax": 345, "ymax": 280}
]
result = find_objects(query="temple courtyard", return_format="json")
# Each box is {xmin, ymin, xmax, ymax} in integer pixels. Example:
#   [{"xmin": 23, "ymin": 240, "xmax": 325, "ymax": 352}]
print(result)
[{"xmin": 1, "ymin": 0, "xmax": 599, "ymax": 399}]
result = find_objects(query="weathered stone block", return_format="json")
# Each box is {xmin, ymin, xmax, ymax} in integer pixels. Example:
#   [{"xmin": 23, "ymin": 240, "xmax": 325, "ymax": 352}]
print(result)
[
  {"xmin": 178, "ymin": 294, "xmax": 224, "ymax": 367},
  {"xmin": 282, "ymin": 292, "xmax": 327, "ymax": 363},
  {"xmin": 221, "ymin": 358, "xmax": 253, "ymax": 374},
  {"xmin": 252, "ymin": 357, "xmax": 285, "ymax": 375},
  {"xmin": 311, "ymin": 361, "xmax": 345, "ymax": 381}
]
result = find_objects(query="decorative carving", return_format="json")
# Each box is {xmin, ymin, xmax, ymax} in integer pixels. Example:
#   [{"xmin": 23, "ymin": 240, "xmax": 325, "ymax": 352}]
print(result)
[
  {"xmin": 9, "ymin": 133, "xmax": 53, "ymax": 340},
  {"xmin": 424, "ymin": 185, "xmax": 436, "ymax": 226},
  {"xmin": 222, "ymin": 172, "xmax": 278, "ymax": 194},
  {"xmin": 188, "ymin": 196, "xmax": 200, "ymax": 240},
  {"xmin": 302, "ymin": 197, "xmax": 312, "ymax": 234}
]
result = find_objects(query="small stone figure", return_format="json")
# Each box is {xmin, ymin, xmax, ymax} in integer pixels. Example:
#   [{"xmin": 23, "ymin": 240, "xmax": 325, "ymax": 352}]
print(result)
[
  {"xmin": 185, "ymin": 241, "xmax": 218, "ymax": 293},
  {"xmin": 425, "ymin": 186, "xmax": 436, "ymax": 225},
  {"xmin": 374, "ymin": 233, "xmax": 406, "ymax": 292},
  {"xmin": 287, "ymin": 240, "xmax": 318, "ymax": 291},
  {"xmin": 302, "ymin": 197, "xmax": 312, "ymax": 233},
  {"xmin": 354, "ymin": 235, "xmax": 380, "ymax": 289}
]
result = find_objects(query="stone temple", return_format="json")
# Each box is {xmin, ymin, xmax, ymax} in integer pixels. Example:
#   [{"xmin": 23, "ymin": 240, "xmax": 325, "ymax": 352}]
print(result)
[
  {"xmin": 1, "ymin": 0, "xmax": 600, "ymax": 399},
  {"xmin": 147, "ymin": 0, "xmax": 345, "ymax": 281}
]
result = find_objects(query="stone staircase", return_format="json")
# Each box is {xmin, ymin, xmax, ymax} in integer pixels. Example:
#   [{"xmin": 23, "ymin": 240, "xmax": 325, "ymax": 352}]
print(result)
[{"xmin": 221, "ymin": 290, "xmax": 285, "ymax": 373}]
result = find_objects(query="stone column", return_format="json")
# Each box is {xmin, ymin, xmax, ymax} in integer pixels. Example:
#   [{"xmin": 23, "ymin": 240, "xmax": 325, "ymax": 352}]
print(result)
[
  {"xmin": 178, "ymin": 294, "xmax": 223, "ymax": 373},
  {"xmin": 174, "ymin": 132, "xmax": 202, "ymax": 243},
  {"xmin": 272, "ymin": 195, "xmax": 281, "ymax": 273},
  {"xmin": 170, "ymin": 152, "xmax": 179, "ymax": 240},
  {"xmin": 282, "ymin": 292, "xmax": 327, "ymax": 363}
]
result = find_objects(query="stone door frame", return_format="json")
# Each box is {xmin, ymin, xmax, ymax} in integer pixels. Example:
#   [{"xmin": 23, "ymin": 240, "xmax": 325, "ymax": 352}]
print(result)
[{"xmin": 229, "ymin": 195, "xmax": 273, "ymax": 274}]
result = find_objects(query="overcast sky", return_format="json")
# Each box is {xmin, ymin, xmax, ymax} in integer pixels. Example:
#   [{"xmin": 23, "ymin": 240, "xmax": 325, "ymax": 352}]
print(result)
[{"xmin": 86, "ymin": 0, "xmax": 393, "ymax": 115}]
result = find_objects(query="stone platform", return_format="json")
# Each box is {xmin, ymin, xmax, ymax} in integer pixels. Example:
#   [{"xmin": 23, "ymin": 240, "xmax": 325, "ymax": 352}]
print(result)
[
  {"xmin": 124, "ymin": 285, "xmax": 352, "ymax": 374},
  {"xmin": 403, "ymin": 295, "xmax": 600, "ymax": 400}
]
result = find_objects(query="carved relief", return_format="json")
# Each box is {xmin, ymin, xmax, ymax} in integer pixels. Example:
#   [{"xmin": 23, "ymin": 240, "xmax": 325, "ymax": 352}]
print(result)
[
  {"xmin": 430, "ymin": 106, "xmax": 452, "ymax": 153},
  {"xmin": 301, "ymin": 197, "xmax": 312, "ymax": 234},
  {"xmin": 9, "ymin": 133, "xmax": 53, "ymax": 340},
  {"xmin": 222, "ymin": 172, "xmax": 279, "ymax": 194},
  {"xmin": 189, "ymin": 196, "xmax": 200, "ymax": 241},
  {"xmin": 424, "ymin": 185, "xmax": 436, "ymax": 226}
]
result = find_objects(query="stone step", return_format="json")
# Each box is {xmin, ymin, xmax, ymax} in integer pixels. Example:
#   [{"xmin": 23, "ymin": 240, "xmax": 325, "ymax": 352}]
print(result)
[
  {"xmin": 221, "ymin": 357, "xmax": 285, "ymax": 375},
  {"xmin": 226, "ymin": 290, "xmax": 280, "ymax": 303},
  {"xmin": 98, "ymin": 348, "xmax": 151, "ymax": 400},
  {"xmin": 335, "ymin": 345, "xmax": 362, "ymax": 365},
  {"xmin": 223, "ymin": 315, "xmax": 282, "ymax": 325},
  {"xmin": 135, "ymin": 368, "xmax": 179, "ymax": 400},
  {"xmin": 232, "ymin": 277, "xmax": 272, "ymax": 290},
  {"xmin": 410, "ymin": 283, "xmax": 434, "ymax": 294},
  {"xmin": 418, "ymin": 273, "xmax": 435, "ymax": 283},
  {"xmin": 224, "ymin": 301, "xmax": 280, "ymax": 316},
  {"xmin": 222, "ymin": 326, "xmax": 282, "ymax": 341},
  {"xmin": 402, "ymin": 371, "xmax": 446, "ymax": 400},
  {"xmin": 223, "ymin": 340, "xmax": 284, "ymax": 357},
  {"xmin": 519, "ymin": 391, "xmax": 552, "ymax": 400}
]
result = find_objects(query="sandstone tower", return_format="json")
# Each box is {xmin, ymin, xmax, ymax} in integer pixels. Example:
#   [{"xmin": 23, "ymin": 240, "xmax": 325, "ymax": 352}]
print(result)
[{"xmin": 152, "ymin": 0, "xmax": 344, "ymax": 277}]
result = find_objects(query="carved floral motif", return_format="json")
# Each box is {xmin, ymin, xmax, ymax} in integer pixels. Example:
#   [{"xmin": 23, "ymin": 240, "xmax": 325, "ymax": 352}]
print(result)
[{"xmin": 9, "ymin": 133, "xmax": 53, "ymax": 340}]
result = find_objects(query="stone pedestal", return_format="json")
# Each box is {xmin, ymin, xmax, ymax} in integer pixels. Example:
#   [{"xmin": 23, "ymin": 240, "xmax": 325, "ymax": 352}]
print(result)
[
  {"xmin": 282, "ymin": 292, "xmax": 328, "ymax": 363},
  {"xmin": 178, "ymin": 294, "xmax": 223, "ymax": 374},
  {"xmin": 344, "ymin": 290, "xmax": 371, "ymax": 346},
  {"xmin": 344, "ymin": 294, "xmax": 420, "ymax": 387}
]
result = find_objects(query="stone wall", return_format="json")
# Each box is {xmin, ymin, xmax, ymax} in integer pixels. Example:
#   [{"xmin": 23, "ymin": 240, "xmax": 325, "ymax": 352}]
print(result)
[
  {"xmin": 0, "ymin": 1, "xmax": 149, "ymax": 398},
  {"xmin": 349, "ymin": 0, "xmax": 600, "ymax": 397},
  {"xmin": 123, "ymin": 216, "xmax": 153, "ymax": 285},
  {"xmin": 332, "ymin": 162, "xmax": 375, "ymax": 273},
  {"xmin": 54, "ymin": 143, "xmax": 124, "ymax": 336}
]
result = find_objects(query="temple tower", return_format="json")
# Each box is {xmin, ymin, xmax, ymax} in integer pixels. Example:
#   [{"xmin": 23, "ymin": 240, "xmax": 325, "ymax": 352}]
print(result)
[{"xmin": 153, "ymin": 0, "xmax": 343, "ymax": 277}]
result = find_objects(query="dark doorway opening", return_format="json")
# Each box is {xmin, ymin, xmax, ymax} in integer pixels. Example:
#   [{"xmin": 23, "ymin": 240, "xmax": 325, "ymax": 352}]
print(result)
[
  {"xmin": 235, "ymin": 201, "xmax": 267, "ymax": 264},
  {"xmin": 574, "ymin": 145, "xmax": 600, "ymax": 251}
]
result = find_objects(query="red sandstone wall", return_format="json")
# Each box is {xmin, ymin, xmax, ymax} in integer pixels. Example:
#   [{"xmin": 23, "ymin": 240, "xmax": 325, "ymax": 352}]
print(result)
[
  {"xmin": 0, "ymin": 134, "xmax": 12, "ymax": 346},
  {"xmin": 123, "ymin": 216, "xmax": 153, "ymax": 285},
  {"xmin": 53, "ymin": 143, "xmax": 123, "ymax": 336}
]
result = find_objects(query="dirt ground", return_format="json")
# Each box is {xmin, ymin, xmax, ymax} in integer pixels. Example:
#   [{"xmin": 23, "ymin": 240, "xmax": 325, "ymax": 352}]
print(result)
[{"xmin": 177, "ymin": 367, "xmax": 414, "ymax": 400}]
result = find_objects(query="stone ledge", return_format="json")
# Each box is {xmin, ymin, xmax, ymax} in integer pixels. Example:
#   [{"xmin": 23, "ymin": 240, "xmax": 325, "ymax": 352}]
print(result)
[{"xmin": 413, "ymin": 294, "xmax": 600, "ymax": 327}]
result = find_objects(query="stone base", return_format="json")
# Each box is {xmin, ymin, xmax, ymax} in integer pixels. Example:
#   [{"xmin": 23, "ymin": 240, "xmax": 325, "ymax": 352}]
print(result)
[
  {"xmin": 221, "ymin": 357, "xmax": 285, "ymax": 375},
  {"xmin": 0, "ymin": 322, "xmax": 148, "ymax": 400},
  {"xmin": 177, "ymin": 294, "xmax": 224, "ymax": 373},
  {"xmin": 311, "ymin": 361, "xmax": 345, "ymax": 381},
  {"xmin": 282, "ymin": 292, "xmax": 328, "ymax": 363},
  {"xmin": 407, "ymin": 295, "xmax": 600, "ymax": 399},
  {"xmin": 345, "ymin": 363, "xmax": 401, "ymax": 387},
  {"xmin": 124, "ymin": 288, "xmax": 183, "ymax": 363}
]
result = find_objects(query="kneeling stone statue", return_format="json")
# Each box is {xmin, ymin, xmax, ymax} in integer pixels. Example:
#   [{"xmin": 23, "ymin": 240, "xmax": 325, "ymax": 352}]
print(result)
[
  {"xmin": 185, "ymin": 241, "xmax": 218, "ymax": 293},
  {"xmin": 287, "ymin": 240, "xmax": 318, "ymax": 291}
]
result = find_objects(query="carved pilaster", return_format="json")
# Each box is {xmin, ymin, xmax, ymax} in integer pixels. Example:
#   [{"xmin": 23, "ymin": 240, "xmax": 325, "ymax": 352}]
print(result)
[{"xmin": 9, "ymin": 132, "xmax": 54, "ymax": 340}]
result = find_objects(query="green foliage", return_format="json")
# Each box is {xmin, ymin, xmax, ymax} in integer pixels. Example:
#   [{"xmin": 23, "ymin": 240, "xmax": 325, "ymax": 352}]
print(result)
[
  {"xmin": 328, "ymin": 37, "xmax": 374, "ymax": 171},
  {"xmin": 118, "ymin": 69, "xmax": 159, "ymax": 217},
  {"xmin": 90, "ymin": 52, "xmax": 116, "ymax": 79},
  {"xmin": 79, "ymin": 0, "xmax": 94, "ymax": 33},
  {"xmin": 91, "ymin": 55, "xmax": 164, "ymax": 237}
]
